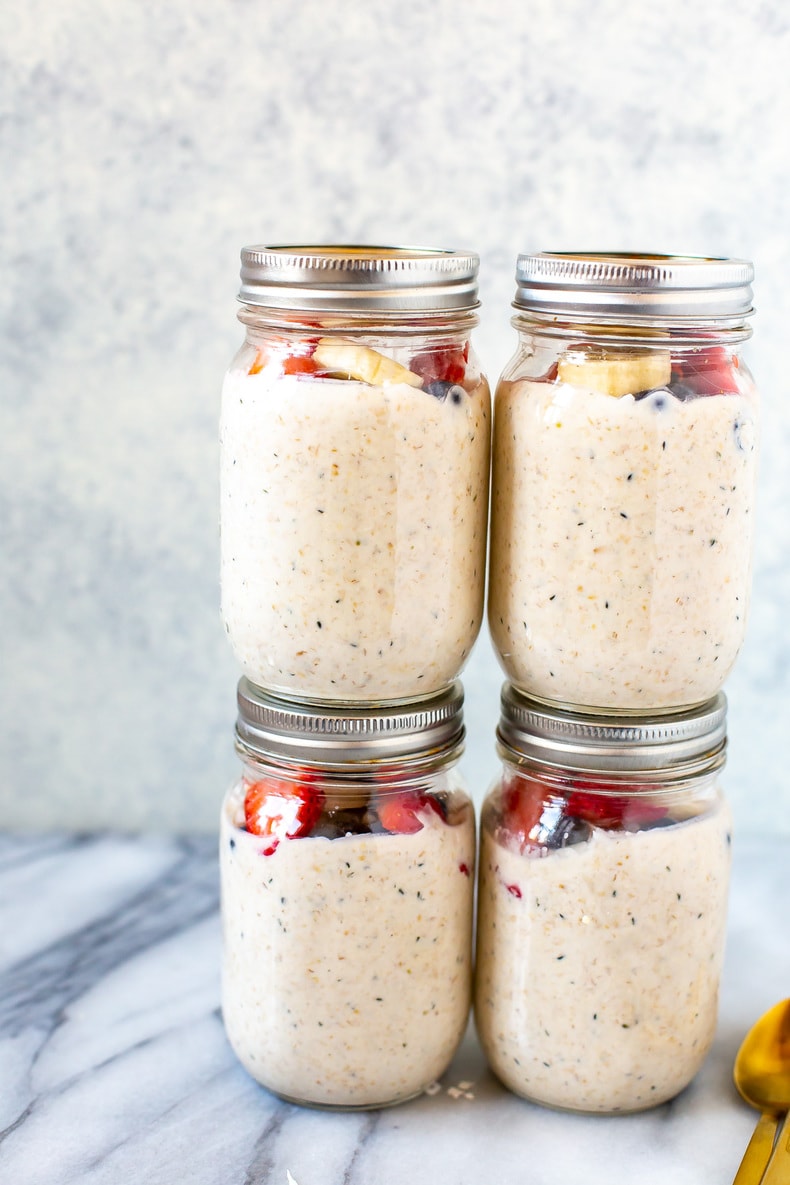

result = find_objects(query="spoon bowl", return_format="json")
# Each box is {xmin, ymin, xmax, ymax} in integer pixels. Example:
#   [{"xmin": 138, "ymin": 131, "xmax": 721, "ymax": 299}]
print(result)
[
  {"xmin": 735, "ymin": 998, "xmax": 790, "ymax": 1112},
  {"xmin": 732, "ymin": 999, "xmax": 790, "ymax": 1185}
]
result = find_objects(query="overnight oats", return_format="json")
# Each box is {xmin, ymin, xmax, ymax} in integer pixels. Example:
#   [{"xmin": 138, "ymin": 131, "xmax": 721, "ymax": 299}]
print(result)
[
  {"xmin": 220, "ymin": 245, "xmax": 490, "ymax": 703},
  {"xmin": 220, "ymin": 680, "xmax": 474, "ymax": 1109},
  {"xmin": 474, "ymin": 686, "xmax": 732, "ymax": 1114},
  {"xmin": 489, "ymin": 252, "xmax": 759, "ymax": 712}
]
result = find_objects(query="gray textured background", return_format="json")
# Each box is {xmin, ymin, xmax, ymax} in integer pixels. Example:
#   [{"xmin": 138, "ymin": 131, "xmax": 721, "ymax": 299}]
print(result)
[{"xmin": 1, "ymin": 0, "xmax": 787, "ymax": 832}]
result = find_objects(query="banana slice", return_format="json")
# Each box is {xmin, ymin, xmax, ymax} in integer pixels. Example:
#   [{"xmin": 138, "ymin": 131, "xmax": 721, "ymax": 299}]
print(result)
[
  {"xmin": 313, "ymin": 339, "xmax": 423, "ymax": 387},
  {"xmin": 558, "ymin": 346, "xmax": 672, "ymax": 398}
]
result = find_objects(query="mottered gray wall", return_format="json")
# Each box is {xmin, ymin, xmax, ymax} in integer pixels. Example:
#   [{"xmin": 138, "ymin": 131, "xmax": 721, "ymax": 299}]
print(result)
[{"xmin": 1, "ymin": 0, "xmax": 787, "ymax": 831}]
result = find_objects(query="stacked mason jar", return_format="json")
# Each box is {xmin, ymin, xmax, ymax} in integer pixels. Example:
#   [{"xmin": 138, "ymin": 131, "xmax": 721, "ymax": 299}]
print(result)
[
  {"xmin": 218, "ymin": 247, "xmax": 759, "ymax": 1115},
  {"xmin": 218, "ymin": 247, "xmax": 491, "ymax": 1108},
  {"xmin": 476, "ymin": 253, "xmax": 759, "ymax": 1112}
]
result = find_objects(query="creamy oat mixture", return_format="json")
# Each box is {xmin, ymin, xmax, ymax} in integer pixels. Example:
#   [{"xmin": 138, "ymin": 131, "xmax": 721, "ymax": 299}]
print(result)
[
  {"xmin": 220, "ymin": 369, "xmax": 490, "ymax": 701},
  {"xmin": 220, "ymin": 788, "xmax": 475, "ymax": 1108},
  {"xmin": 488, "ymin": 379, "xmax": 758, "ymax": 710},
  {"xmin": 474, "ymin": 801, "xmax": 732, "ymax": 1112}
]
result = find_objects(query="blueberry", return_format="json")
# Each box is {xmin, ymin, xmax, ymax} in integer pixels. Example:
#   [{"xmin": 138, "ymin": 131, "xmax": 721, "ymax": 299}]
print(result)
[
  {"xmin": 665, "ymin": 380, "xmax": 697, "ymax": 403},
  {"xmin": 533, "ymin": 802, "xmax": 592, "ymax": 849},
  {"xmin": 309, "ymin": 806, "xmax": 372, "ymax": 840},
  {"xmin": 635, "ymin": 388, "xmax": 671, "ymax": 411},
  {"xmin": 426, "ymin": 380, "xmax": 465, "ymax": 404},
  {"xmin": 544, "ymin": 815, "xmax": 593, "ymax": 849},
  {"xmin": 629, "ymin": 814, "xmax": 677, "ymax": 833}
]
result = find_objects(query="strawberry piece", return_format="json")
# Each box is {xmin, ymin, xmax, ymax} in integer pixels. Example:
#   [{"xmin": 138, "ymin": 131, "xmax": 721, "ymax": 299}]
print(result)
[
  {"xmin": 537, "ymin": 360, "xmax": 559, "ymax": 383},
  {"xmin": 502, "ymin": 772, "xmax": 668, "ymax": 843},
  {"xmin": 565, "ymin": 790, "xmax": 630, "ymax": 829},
  {"xmin": 670, "ymin": 346, "xmax": 740, "ymax": 397},
  {"xmin": 410, "ymin": 345, "xmax": 467, "ymax": 386},
  {"xmin": 500, "ymin": 773, "xmax": 553, "ymax": 852},
  {"xmin": 566, "ymin": 782, "xmax": 667, "ymax": 831},
  {"xmin": 376, "ymin": 790, "xmax": 444, "ymax": 834},
  {"xmin": 282, "ymin": 354, "xmax": 320, "ymax": 375},
  {"xmin": 248, "ymin": 348, "xmax": 269, "ymax": 375},
  {"xmin": 248, "ymin": 342, "xmax": 318, "ymax": 377},
  {"xmin": 243, "ymin": 775, "xmax": 322, "ymax": 850}
]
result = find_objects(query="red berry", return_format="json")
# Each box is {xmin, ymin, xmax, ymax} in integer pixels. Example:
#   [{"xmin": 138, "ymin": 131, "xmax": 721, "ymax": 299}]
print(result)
[
  {"xmin": 671, "ymin": 346, "xmax": 740, "ymax": 397},
  {"xmin": 243, "ymin": 775, "xmax": 322, "ymax": 848},
  {"xmin": 565, "ymin": 789, "xmax": 629, "ymax": 829},
  {"xmin": 410, "ymin": 345, "xmax": 467, "ymax": 386},
  {"xmin": 247, "ymin": 342, "xmax": 319, "ymax": 377},
  {"xmin": 500, "ymin": 773, "xmax": 551, "ymax": 852},
  {"xmin": 538, "ymin": 360, "xmax": 559, "ymax": 383},
  {"xmin": 377, "ymin": 790, "xmax": 444, "ymax": 834},
  {"xmin": 282, "ymin": 354, "xmax": 320, "ymax": 375},
  {"xmin": 565, "ymin": 780, "xmax": 667, "ymax": 831},
  {"xmin": 248, "ymin": 348, "xmax": 268, "ymax": 375}
]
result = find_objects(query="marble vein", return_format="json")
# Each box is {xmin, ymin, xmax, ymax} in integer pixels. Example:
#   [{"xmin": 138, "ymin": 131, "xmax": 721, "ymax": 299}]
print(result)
[{"xmin": 0, "ymin": 832, "xmax": 787, "ymax": 1185}]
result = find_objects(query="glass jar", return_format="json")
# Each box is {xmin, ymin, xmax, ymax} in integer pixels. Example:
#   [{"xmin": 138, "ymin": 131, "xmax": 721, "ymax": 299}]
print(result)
[
  {"xmin": 220, "ymin": 679, "xmax": 475, "ymax": 1109},
  {"xmin": 220, "ymin": 245, "xmax": 491, "ymax": 704},
  {"xmin": 474, "ymin": 685, "xmax": 732, "ymax": 1114},
  {"xmin": 488, "ymin": 252, "xmax": 759, "ymax": 713}
]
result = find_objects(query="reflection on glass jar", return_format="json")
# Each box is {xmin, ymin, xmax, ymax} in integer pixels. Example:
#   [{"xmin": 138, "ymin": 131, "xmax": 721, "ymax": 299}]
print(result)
[
  {"xmin": 220, "ymin": 245, "xmax": 490, "ymax": 705},
  {"xmin": 489, "ymin": 252, "xmax": 759, "ymax": 712},
  {"xmin": 220, "ymin": 680, "xmax": 474, "ymax": 1109},
  {"xmin": 474, "ymin": 686, "xmax": 732, "ymax": 1114}
]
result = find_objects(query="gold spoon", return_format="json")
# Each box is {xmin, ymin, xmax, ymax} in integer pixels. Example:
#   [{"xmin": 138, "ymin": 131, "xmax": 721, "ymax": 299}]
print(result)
[{"xmin": 733, "ymin": 999, "xmax": 790, "ymax": 1184}]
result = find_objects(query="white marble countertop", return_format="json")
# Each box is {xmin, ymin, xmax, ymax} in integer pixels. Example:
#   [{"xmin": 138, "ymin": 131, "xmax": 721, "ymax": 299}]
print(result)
[{"xmin": 1, "ymin": 832, "xmax": 788, "ymax": 1185}]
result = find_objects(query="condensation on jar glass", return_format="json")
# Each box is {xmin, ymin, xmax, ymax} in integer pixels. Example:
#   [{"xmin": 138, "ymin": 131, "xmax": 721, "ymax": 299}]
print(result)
[
  {"xmin": 474, "ymin": 685, "xmax": 732, "ymax": 1114},
  {"xmin": 488, "ymin": 253, "xmax": 759, "ymax": 713},
  {"xmin": 220, "ymin": 679, "xmax": 475, "ymax": 1110},
  {"xmin": 220, "ymin": 245, "xmax": 491, "ymax": 705}
]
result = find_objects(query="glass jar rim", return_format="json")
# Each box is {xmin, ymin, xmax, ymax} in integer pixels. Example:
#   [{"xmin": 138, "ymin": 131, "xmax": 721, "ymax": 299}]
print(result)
[
  {"xmin": 238, "ymin": 244, "xmax": 480, "ymax": 313},
  {"xmin": 235, "ymin": 679, "xmax": 465, "ymax": 769},
  {"xmin": 496, "ymin": 685, "xmax": 727, "ymax": 780},
  {"xmin": 513, "ymin": 251, "xmax": 754, "ymax": 323}
]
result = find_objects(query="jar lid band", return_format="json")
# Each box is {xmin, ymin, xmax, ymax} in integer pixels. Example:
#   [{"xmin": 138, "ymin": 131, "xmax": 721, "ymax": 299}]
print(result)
[
  {"xmin": 514, "ymin": 252, "xmax": 754, "ymax": 322},
  {"xmin": 235, "ymin": 678, "xmax": 465, "ymax": 766},
  {"xmin": 497, "ymin": 685, "xmax": 727, "ymax": 776},
  {"xmin": 238, "ymin": 245, "xmax": 480, "ymax": 313}
]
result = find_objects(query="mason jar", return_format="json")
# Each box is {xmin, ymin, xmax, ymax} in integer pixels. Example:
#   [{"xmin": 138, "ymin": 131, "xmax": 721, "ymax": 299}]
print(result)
[
  {"xmin": 220, "ymin": 679, "xmax": 475, "ymax": 1109},
  {"xmin": 220, "ymin": 245, "xmax": 491, "ymax": 704},
  {"xmin": 475, "ymin": 685, "xmax": 732, "ymax": 1114},
  {"xmin": 488, "ymin": 253, "xmax": 759, "ymax": 712}
]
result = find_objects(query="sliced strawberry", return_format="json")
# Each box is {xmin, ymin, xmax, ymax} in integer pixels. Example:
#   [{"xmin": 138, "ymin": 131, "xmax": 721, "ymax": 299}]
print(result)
[
  {"xmin": 410, "ymin": 345, "xmax": 467, "ymax": 386},
  {"xmin": 376, "ymin": 790, "xmax": 445, "ymax": 834},
  {"xmin": 243, "ymin": 775, "xmax": 322, "ymax": 850},
  {"xmin": 670, "ymin": 346, "xmax": 740, "ymax": 397},
  {"xmin": 565, "ymin": 781, "xmax": 668, "ymax": 831},
  {"xmin": 248, "ymin": 348, "xmax": 268, "ymax": 375},
  {"xmin": 565, "ymin": 789, "xmax": 630, "ymax": 829},
  {"xmin": 501, "ymin": 772, "xmax": 667, "ymax": 844},
  {"xmin": 537, "ymin": 360, "xmax": 559, "ymax": 383},
  {"xmin": 248, "ymin": 342, "xmax": 318, "ymax": 377},
  {"xmin": 282, "ymin": 354, "xmax": 320, "ymax": 375},
  {"xmin": 500, "ymin": 773, "xmax": 553, "ymax": 852}
]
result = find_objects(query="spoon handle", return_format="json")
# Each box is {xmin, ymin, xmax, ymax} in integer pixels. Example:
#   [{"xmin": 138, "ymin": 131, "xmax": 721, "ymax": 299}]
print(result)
[
  {"xmin": 733, "ymin": 1113, "xmax": 778, "ymax": 1184},
  {"xmin": 760, "ymin": 1111, "xmax": 790, "ymax": 1185}
]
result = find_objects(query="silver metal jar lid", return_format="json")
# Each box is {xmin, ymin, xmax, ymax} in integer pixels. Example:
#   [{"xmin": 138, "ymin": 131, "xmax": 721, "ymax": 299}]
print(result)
[
  {"xmin": 514, "ymin": 252, "xmax": 754, "ymax": 323},
  {"xmin": 238, "ymin": 244, "xmax": 480, "ymax": 312},
  {"xmin": 235, "ymin": 679, "xmax": 465, "ymax": 768},
  {"xmin": 497, "ymin": 685, "xmax": 727, "ymax": 778}
]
